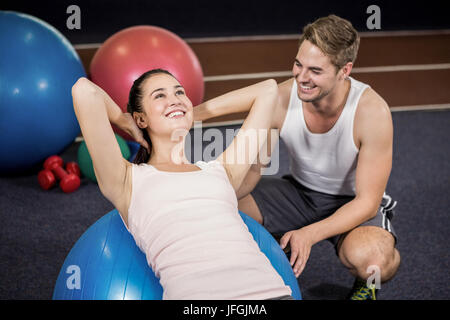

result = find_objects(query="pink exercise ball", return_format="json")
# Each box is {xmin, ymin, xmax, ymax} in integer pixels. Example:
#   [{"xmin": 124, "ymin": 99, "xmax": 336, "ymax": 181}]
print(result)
[{"xmin": 90, "ymin": 26, "xmax": 204, "ymax": 138}]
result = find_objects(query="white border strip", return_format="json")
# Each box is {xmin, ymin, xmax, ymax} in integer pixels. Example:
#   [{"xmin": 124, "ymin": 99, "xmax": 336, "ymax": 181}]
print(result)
[
  {"xmin": 390, "ymin": 103, "xmax": 450, "ymax": 112},
  {"xmin": 204, "ymin": 71, "xmax": 291, "ymax": 82},
  {"xmin": 186, "ymin": 34, "xmax": 300, "ymax": 43},
  {"xmin": 203, "ymin": 63, "xmax": 450, "ymax": 82},
  {"xmin": 74, "ymin": 43, "xmax": 102, "ymax": 50},
  {"xmin": 358, "ymin": 29, "xmax": 450, "ymax": 38},
  {"xmin": 203, "ymin": 103, "xmax": 450, "ymax": 127},
  {"xmin": 187, "ymin": 29, "xmax": 450, "ymax": 43},
  {"xmin": 353, "ymin": 63, "xmax": 450, "ymax": 73}
]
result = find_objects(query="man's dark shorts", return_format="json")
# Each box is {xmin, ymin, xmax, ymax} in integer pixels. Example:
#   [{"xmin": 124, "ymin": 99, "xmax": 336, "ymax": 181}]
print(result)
[{"xmin": 250, "ymin": 175, "xmax": 398, "ymax": 253}]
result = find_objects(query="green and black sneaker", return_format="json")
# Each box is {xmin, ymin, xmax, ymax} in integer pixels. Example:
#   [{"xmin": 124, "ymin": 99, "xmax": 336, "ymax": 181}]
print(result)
[{"xmin": 348, "ymin": 278, "xmax": 378, "ymax": 300}]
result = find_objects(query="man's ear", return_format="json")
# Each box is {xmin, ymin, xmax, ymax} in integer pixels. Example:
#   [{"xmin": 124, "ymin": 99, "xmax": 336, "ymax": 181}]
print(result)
[
  {"xmin": 340, "ymin": 62, "xmax": 353, "ymax": 80},
  {"xmin": 133, "ymin": 112, "xmax": 148, "ymax": 129}
]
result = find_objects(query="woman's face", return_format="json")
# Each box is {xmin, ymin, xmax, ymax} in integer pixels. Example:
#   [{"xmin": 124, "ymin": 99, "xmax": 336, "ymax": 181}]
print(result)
[{"xmin": 138, "ymin": 73, "xmax": 194, "ymax": 137}]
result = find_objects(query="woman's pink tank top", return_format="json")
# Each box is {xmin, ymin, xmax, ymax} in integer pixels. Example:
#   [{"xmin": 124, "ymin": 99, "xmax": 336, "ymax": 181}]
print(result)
[{"xmin": 127, "ymin": 160, "xmax": 291, "ymax": 300}]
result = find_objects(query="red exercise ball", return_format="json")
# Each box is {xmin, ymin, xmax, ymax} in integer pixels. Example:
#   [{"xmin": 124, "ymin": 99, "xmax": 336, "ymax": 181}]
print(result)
[{"xmin": 90, "ymin": 26, "xmax": 204, "ymax": 136}]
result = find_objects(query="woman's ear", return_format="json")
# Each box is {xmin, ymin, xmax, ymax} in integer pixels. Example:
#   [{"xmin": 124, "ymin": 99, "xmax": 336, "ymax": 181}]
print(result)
[{"xmin": 133, "ymin": 112, "xmax": 148, "ymax": 129}]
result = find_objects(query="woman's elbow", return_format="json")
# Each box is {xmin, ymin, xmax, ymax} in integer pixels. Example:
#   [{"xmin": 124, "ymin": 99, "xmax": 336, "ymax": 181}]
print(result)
[
  {"xmin": 258, "ymin": 79, "xmax": 278, "ymax": 108},
  {"xmin": 72, "ymin": 77, "xmax": 96, "ymax": 97},
  {"xmin": 264, "ymin": 79, "xmax": 278, "ymax": 94}
]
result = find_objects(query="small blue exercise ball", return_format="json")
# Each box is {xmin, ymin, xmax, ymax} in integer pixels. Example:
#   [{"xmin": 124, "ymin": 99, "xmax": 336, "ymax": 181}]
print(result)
[
  {"xmin": 126, "ymin": 140, "xmax": 141, "ymax": 163},
  {"xmin": 0, "ymin": 11, "xmax": 85, "ymax": 174},
  {"xmin": 53, "ymin": 209, "xmax": 302, "ymax": 300}
]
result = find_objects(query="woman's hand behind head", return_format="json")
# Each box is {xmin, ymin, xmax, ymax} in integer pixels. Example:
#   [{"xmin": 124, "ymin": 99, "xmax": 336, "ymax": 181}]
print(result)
[{"xmin": 116, "ymin": 113, "xmax": 150, "ymax": 153}]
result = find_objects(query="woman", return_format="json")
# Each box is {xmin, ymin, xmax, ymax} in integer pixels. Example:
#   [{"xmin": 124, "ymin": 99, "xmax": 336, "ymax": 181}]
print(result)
[{"xmin": 72, "ymin": 69, "xmax": 292, "ymax": 300}]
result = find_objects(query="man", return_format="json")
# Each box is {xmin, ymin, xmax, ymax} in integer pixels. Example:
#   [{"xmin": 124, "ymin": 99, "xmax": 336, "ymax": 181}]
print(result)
[{"xmin": 194, "ymin": 14, "xmax": 400, "ymax": 300}]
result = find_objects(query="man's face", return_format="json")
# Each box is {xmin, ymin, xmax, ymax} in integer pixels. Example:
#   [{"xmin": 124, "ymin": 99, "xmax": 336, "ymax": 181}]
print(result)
[{"xmin": 292, "ymin": 40, "xmax": 341, "ymax": 103}]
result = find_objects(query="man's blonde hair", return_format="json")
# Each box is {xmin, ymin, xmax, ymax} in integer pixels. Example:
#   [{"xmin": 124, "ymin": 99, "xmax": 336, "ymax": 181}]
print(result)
[{"xmin": 299, "ymin": 15, "xmax": 360, "ymax": 71}]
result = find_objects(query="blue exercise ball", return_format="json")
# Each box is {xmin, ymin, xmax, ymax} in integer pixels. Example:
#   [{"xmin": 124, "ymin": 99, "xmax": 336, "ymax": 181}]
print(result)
[
  {"xmin": 240, "ymin": 211, "xmax": 302, "ymax": 300},
  {"xmin": 126, "ymin": 140, "xmax": 141, "ymax": 163},
  {"xmin": 0, "ymin": 11, "xmax": 85, "ymax": 174},
  {"xmin": 53, "ymin": 209, "xmax": 302, "ymax": 300}
]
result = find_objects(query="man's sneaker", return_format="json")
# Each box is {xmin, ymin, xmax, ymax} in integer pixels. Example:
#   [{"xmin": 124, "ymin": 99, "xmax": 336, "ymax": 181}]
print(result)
[{"xmin": 348, "ymin": 278, "xmax": 378, "ymax": 300}]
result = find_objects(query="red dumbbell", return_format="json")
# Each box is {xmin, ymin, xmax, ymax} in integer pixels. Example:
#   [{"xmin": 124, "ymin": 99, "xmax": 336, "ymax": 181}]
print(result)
[
  {"xmin": 38, "ymin": 156, "xmax": 81, "ymax": 193},
  {"xmin": 38, "ymin": 156, "xmax": 64, "ymax": 190},
  {"xmin": 38, "ymin": 169, "xmax": 57, "ymax": 190},
  {"xmin": 66, "ymin": 161, "xmax": 81, "ymax": 177},
  {"xmin": 40, "ymin": 161, "xmax": 81, "ymax": 190}
]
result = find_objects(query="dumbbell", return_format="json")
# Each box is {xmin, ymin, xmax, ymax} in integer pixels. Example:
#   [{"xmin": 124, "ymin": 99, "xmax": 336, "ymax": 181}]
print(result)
[
  {"xmin": 38, "ymin": 155, "xmax": 81, "ymax": 193},
  {"xmin": 38, "ymin": 156, "xmax": 81, "ymax": 193}
]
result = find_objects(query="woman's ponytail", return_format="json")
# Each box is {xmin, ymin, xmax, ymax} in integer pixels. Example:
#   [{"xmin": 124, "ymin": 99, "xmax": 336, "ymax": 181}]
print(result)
[{"xmin": 132, "ymin": 128, "xmax": 152, "ymax": 164}]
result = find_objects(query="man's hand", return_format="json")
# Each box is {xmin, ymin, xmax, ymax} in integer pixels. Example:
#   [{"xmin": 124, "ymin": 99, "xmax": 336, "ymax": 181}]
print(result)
[
  {"xmin": 116, "ymin": 113, "xmax": 150, "ymax": 153},
  {"xmin": 280, "ymin": 227, "xmax": 316, "ymax": 278}
]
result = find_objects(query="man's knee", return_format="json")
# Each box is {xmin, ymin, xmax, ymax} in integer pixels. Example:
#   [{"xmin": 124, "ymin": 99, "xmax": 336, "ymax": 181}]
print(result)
[
  {"xmin": 338, "ymin": 226, "xmax": 400, "ymax": 281},
  {"xmin": 238, "ymin": 194, "xmax": 263, "ymax": 224}
]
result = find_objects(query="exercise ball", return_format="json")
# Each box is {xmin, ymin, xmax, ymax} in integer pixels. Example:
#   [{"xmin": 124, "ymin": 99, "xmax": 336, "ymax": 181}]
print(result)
[
  {"xmin": 77, "ymin": 134, "xmax": 131, "ymax": 182},
  {"xmin": 126, "ymin": 140, "xmax": 140, "ymax": 163},
  {"xmin": 53, "ymin": 210, "xmax": 302, "ymax": 300},
  {"xmin": 0, "ymin": 11, "xmax": 85, "ymax": 174},
  {"xmin": 89, "ymin": 26, "xmax": 204, "ymax": 139},
  {"xmin": 240, "ymin": 212, "xmax": 302, "ymax": 300}
]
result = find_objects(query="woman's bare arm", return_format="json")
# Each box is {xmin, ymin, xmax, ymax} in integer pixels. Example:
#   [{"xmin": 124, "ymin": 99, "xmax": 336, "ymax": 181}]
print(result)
[
  {"xmin": 215, "ymin": 79, "xmax": 279, "ymax": 192},
  {"xmin": 72, "ymin": 77, "xmax": 132, "ymax": 223}
]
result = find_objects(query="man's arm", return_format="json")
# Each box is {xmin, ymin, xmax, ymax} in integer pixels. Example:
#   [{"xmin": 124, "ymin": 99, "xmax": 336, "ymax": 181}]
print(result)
[
  {"xmin": 308, "ymin": 88, "xmax": 393, "ymax": 241},
  {"xmin": 281, "ymin": 88, "xmax": 394, "ymax": 276}
]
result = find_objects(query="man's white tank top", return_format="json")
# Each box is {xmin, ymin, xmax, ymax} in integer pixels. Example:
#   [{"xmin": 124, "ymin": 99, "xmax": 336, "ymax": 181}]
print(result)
[{"xmin": 280, "ymin": 77, "xmax": 370, "ymax": 196}]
